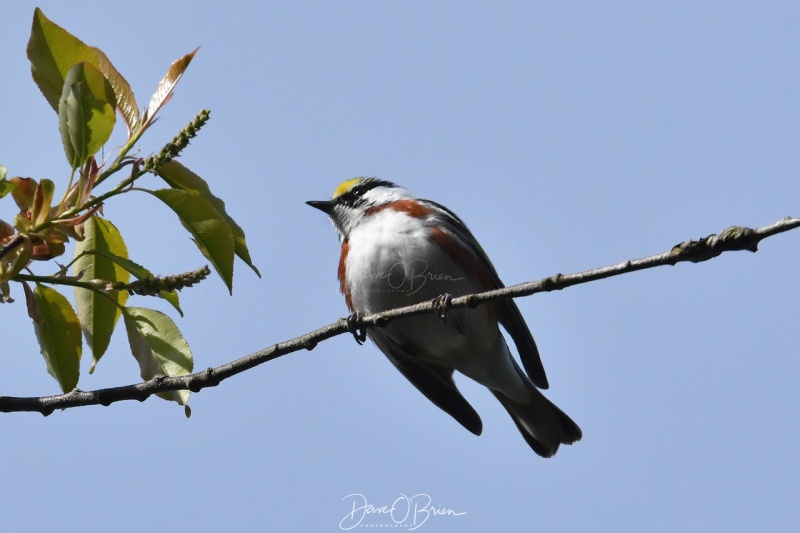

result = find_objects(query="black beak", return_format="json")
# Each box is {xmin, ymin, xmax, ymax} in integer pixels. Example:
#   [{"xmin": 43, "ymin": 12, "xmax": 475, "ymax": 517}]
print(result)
[{"xmin": 306, "ymin": 200, "xmax": 335, "ymax": 215}]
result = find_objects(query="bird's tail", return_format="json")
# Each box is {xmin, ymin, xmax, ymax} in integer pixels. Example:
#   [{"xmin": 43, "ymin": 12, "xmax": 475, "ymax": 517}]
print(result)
[{"xmin": 492, "ymin": 380, "xmax": 582, "ymax": 458}]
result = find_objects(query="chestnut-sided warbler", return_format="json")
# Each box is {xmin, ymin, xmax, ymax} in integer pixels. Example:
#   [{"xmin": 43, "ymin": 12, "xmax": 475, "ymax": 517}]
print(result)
[{"xmin": 307, "ymin": 178, "xmax": 581, "ymax": 457}]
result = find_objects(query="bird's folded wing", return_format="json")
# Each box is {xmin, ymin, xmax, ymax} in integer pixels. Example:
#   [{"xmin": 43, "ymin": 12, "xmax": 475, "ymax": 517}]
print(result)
[
  {"xmin": 496, "ymin": 299, "xmax": 549, "ymax": 389},
  {"xmin": 423, "ymin": 198, "xmax": 550, "ymax": 389},
  {"xmin": 368, "ymin": 329, "xmax": 483, "ymax": 435}
]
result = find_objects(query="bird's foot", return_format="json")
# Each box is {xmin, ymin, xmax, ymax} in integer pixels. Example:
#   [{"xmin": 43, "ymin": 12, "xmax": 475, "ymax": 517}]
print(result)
[
  {"xmin": 432, "ymin": 293, "xmax": 453, "ymax": 324},
  {"xmin": 347, "ymin": 311, "xmax": 367, "ymax": 345}
]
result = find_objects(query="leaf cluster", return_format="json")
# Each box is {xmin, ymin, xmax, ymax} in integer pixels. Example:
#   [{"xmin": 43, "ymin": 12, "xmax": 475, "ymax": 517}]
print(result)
[{"xmin": 0, "ymin": 9, "xmax": 258, "ymax": 405}]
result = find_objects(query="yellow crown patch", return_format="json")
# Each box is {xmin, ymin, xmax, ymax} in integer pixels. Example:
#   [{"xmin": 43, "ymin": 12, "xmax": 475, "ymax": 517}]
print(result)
[{"xmin": 332, "ymin": 177, "xmax": 364, "ymax": 199}]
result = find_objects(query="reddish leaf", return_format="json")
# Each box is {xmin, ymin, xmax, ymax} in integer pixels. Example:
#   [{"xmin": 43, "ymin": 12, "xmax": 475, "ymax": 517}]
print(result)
[{"xmin": 142, "ymin": 48, "xmax": 198, "ymax": 128}]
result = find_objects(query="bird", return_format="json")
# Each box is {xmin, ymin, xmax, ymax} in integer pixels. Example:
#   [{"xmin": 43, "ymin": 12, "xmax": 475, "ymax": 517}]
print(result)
[{"xmin": 307, "ymin": 177, "xmax": 581, "ymax": 457}]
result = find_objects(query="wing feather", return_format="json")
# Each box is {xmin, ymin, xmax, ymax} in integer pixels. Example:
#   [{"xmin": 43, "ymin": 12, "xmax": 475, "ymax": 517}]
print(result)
[
  {"xmin": 368, "ymin": 329, "xmax": 483, "ymax": 435},
  {"xmin": 422, "ymin": 199, "xmax": 549, "ymax": 389}
]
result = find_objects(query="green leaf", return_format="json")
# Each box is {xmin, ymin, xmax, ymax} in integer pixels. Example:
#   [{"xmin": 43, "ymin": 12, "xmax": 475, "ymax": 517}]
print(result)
[
  {"xmin": 58, "ymin": 62, "xmax": 117, "ymax": 169},
  {"xmin": 27, "ymin": 8, "xmax": 138, "ymax": 140},
  {"xmin": 90, "ymin": 46, "xmax": 139, "ymax": 136},
  {"xmin": 147, "ymin": 188, "xmax": 235, "ymax": 293},
  {"xmin": 26, "ymin": 284, "xmax": 82, "ymax": 392},
  {"xmin": 122, "ymin": 307, "xmax": 193, "ymax": 405},
  {"xmin": 142, "ymin": 48, "xmax": 198, "ymax": 128},
  {"xmin": 82, "ymin": 249, "xmax": 183, "ymax": 316},
  {"xmin": 0, "ymin": 180, "xmax": 14, "ymax": 199},
  {"xmin": 0, "ymin": 166, "xmax": 13, "ymax": 199},
  {"xmin": 73, "ymin": 216, "xmax": 130, "ymax": 372},
  {"xmin": 5, "ymin": 238, "xmax": 32, "ymax": 280},
  {"xmin": 31, "ymin": 179, "xmax": 56, "ymax": 227},
  {"xmin": 157, "ymin": 161, "xmax": 260, "ymax": 277},
  {"xmin": 27, "ymin": 8, "xmax": 98, "ymax": 112}
]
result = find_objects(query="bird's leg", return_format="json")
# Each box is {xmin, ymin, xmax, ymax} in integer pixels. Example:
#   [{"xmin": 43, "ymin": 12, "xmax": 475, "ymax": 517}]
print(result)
[
  {"xmin": 432, "ymin": 293, "xmax": 453, "ymax": 324},
  {"xmin": 347, "ymin": 311, "xmax": 367, "ymax": 345}
]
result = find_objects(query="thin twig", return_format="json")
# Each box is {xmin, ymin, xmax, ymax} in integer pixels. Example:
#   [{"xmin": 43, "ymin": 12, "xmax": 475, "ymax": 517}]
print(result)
[
  {"xmin": 1, "ymin": 216, "xmax": 797, "ymax": 415},
  {"xmin": 0, "ymin": 235, "xmax": 25, "ymax": 262}
]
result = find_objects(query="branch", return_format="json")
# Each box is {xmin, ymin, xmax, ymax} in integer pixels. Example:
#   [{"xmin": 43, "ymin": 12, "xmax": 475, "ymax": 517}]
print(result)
[
  {"xmin": 1, "ymin": 216, "xmax": 797, "ymax": 415},
  {"xmin": 13, "ymin": 266, "xmax": 211, "ymax": 295}
]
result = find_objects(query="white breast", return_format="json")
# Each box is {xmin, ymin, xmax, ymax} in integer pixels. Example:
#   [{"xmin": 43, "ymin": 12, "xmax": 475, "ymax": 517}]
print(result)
[
  {"xmin": 345, "ymin": 209, "xmax": 471, "ymax": 311},
  {"xmin": 344, "ymin": 208, "xmax": 501, "ymax": 367}
]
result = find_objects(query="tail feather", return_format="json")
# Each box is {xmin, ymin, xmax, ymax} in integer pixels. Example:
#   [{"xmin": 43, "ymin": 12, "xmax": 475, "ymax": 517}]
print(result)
[{"xmin": 492, "ymin": 388, "xmax": 582, "ymax": 458}]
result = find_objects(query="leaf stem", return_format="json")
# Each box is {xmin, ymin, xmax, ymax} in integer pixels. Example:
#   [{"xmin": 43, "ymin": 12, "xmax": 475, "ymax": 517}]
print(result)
[
  {"xmin": 94, "ymin": 128, "xmax": 147, "ymax": 188},
  {"xmin": 14, "ymin": 272, "xmax": 109, "ymax": 292}
]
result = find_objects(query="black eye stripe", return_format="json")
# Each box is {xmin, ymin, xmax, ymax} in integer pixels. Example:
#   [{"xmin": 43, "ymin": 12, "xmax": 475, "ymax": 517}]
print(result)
[{"xmin": 337, "ymin": 178, "xmax": 396, "ymax": 207}]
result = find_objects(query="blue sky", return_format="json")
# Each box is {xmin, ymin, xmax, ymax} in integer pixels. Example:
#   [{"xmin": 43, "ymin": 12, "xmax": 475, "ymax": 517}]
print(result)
[{"xmin": 1, "ymin": 2, "xmax": 799, "ymax": 531}]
